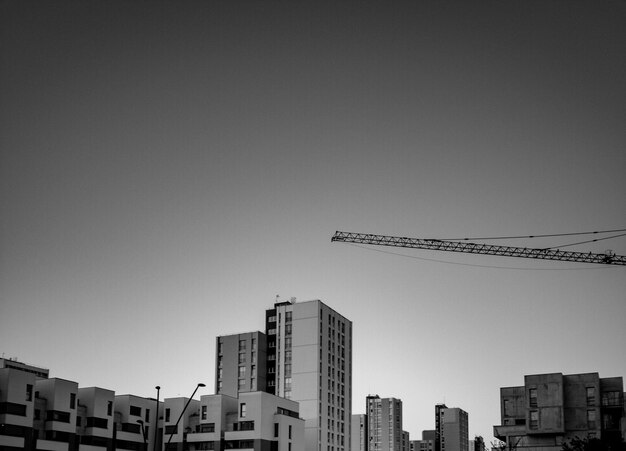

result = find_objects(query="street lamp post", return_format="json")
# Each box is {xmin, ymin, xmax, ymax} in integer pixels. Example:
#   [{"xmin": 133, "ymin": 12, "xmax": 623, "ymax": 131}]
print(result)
[
  {"xmin": 154, "ymin": 386, "xmax": 161, "ymax": 451},
  {"xmin": 166, "ymin": 383, "xmax": 205, "ymax": 450},
  {"xmin": 137, "ymin": 420, "xmax": 147, "ymax": 451}
]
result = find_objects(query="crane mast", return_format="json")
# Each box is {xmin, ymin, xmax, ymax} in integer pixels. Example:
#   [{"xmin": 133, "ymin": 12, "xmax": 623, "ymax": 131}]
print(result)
[{"xmin": 331, "ymin": 231, "xmax": 626, "ymax": 266}]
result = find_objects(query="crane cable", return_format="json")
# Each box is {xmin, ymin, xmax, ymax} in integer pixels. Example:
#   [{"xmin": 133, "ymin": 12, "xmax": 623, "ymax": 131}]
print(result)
[
  {"xmin": 438, "ymin": 227, "xmax": 626, "ymax": 242},
  {"xmin": 542, "ymin": 232, "xmax": 626, "ymax": 250}
]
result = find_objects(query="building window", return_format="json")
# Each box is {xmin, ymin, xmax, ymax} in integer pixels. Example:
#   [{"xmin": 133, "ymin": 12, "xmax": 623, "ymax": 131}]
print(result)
[
  {"xmin": 601, "ymin": 391, "xmax": 621, "ymax": 407},
  {"xmin": 274, "ymin": 423, "xmax": 279, "ymax": 437},
  {"xmin": 289, "ymin": 425, "xmax": 292, "ymax": 439},
  {"xmin": 130, "ymin": 405, "xmax": 142, "ymax": 416},
  {"xmin": 202, "ymin": 405, "xmax": 207, "ymax": 420},
  {"xmin": 529, "ymin": 388, "xmax": 537, "ymax": 408},
  {"xmin": 586, "ymin": 387, "xmax": 596, "ymax": 406},
  {"xmin": 239, "ymin": 366, "xmax": 246, "ymax": 378},
  {"xmin": 26, "ymin": 384, "xmax": 33, "ymax": 402},
  {"xmin": 587, "ymin": 410, "xmax": 596, "ymax": 429},
  {"xmin": 529, "ymin": 411, "xmax": 539, "ymax": 430},
  {"xmin": 239, "ymin": 353, "xmax": 245, "ymax": 364},
  {"xmin": 286, "ymin": 311, "xmax": 292, "ymax": 322},
  {"xmin": 107, "ymin": 401, "xmax": 113, "ymax": 416},
  {"xmin": 200, "ymin": 423, "xmax": 215, "ymax": 433},
  {"xmin": 251, "ymin": 338, "xmax": 256, "ymax": 349},
  {"xmin": 239, "ymin": 379, "xmax": 246, "ymax": 389},
  {"xmin": 239, "ymin": 339, "xmax": 246, "ymax": 351},
  {"xmin": 166, "ymin": 408, "xmax": 171, "ymax": 422},
  {"xmin": 70, "ymin": 393, "xmax": 76, "ymax": 409},
  {"xmin": 240, "ymin": 403, "xmax": 246, "ymax": 418}
]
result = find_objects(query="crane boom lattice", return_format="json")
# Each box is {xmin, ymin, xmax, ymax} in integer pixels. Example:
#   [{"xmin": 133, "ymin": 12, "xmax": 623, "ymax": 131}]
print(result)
[{"xmin": 331, "ymin": 231, "xmax": 626, "ymax": 266}]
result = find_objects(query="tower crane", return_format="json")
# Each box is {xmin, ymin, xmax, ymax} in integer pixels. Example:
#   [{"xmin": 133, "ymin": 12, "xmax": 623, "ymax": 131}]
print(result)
[{"xmin": 331, "ymin": 231, "xmax": 626, "ymax": 266}]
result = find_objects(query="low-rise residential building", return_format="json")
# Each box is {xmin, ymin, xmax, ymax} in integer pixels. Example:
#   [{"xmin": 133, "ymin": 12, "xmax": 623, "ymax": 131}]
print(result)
[
  {"xmin": 114, "ymin": 394, "xmax": 160, "ymax": 451},
  {"xmin": 76, "ymin": 387, "xmax": 115, "ymax": 451},
  {"xmin": 493, "ymin": 372, "xmax": 625, "ymax": 451},
  {"xmin": 34, "ymin": 377, "xmax": 80, "ymax": 451},
  {"xmin": 183, "ymin": 391, "xmax": 304, "ymax": 451},
  {"xmin": 410, "ymin": 430, "xmax": 435, "ymax": 451},
  {"xmin": 0, "ymin": 367, "xmax": 38, "ymax": 450}
]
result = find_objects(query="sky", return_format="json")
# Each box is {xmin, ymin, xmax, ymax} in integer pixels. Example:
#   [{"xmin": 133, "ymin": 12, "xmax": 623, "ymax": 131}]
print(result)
[{"xmin": 1, "ymin": 0, "xmax": 625, "ymax": 443}]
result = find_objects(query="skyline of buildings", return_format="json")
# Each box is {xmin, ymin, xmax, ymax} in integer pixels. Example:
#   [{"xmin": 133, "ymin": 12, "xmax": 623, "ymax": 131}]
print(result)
[{"xmin": 2, "ymin": 297, "xmax": 626, "ymax": 451}]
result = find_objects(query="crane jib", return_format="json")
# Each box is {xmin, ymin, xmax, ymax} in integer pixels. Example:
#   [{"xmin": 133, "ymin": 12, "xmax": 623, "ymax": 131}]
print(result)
[{"xmin": 331, "ymin": 231, "xmax": 626, "ymax": 266}]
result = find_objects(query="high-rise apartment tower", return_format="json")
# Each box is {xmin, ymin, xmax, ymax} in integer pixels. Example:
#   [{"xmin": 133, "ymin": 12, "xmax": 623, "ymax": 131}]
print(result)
[
  {"xmin": 366, "ymin": 396, "xmax": 403, "ymax": 451},
  {"xmin": 265, "ymin": 300, "xmax": 353, "ymax": 451},
  {"xmin": 216, "ymin": 299, "xmax": 352, "ymax": 451}
]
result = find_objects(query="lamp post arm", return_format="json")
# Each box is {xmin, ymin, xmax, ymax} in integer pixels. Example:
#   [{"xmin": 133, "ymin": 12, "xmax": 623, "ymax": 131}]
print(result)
[{"xmin": 166, "ymin": 385, "xmax": 203, "ymax": 447}]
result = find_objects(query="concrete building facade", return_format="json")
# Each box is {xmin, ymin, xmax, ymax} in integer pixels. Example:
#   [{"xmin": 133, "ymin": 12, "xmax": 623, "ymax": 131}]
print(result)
[
  {"xmin": 214, "ymin": 300, "xmax": 352, "ymax": 451},
  {"xmin": 216, "ymin": 332, "xmax": 267, "ymax": 398},
  {"xmin": 75, "ymin": 387, "xmax": 115, "ymax": 451},
  {"xmin": 350, "ymin": 415, "xmax": 367, "ymax": 451},
  {"xmin": 494, "ymin": 372, "xmax": 625, "ymax": 451},
  {"xmin": 435, "ymin": 406, "xmax": 468, "ymax": 451},
  {"xmin": 0, "ymin": 367, "xmax": 38, "ymax": 451},
  {"xmin": 366, "ymin": 396, "xmax": 403, "ymax": 451},
  {"xmin": 0, "ymin": 360, "xmax": 162, "ymax": 451},
  {"xmin": 410, "ymin": 430, "xmax": 435, "ymax": 451},
  {"xmin": 266, "ymin": 300, "xmax": 352, "ymax": 451},
  {"xmin": 177, "ymin": 391, "xmax": 304, "ymax": 451}
]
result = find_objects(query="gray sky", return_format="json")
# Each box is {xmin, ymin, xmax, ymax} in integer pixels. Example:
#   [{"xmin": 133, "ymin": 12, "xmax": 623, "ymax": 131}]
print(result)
[{"xmin": 1, "ymin": 0, "xmax": 625, "ymax": 442}]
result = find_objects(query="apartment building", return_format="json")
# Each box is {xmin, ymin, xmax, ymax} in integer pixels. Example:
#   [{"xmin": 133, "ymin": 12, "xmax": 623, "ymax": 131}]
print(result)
[
  {"xmin": 494, "ymin": 372, "xmax": 625, "ymax": 451},
  {"xmin": 75, "ymin": 387, "xmax": 115, "ymax": 451},
  {"xmin": 176, "ymin": 391, "xmax": 304, "ymax": 451},
  {"xmin": 0, "ymin": 359, "xmax": 49, "ymax": 380},
  {"xmin": 366, "ymin": 396, "xmax": 403, "ymax": 451},
  {"xmin": 0, "ymin": 367, "xmax": 38, "ymax": 450},
  {"xmin": 216, "ymin": 332, "xmax": 267, "ymax": 397},
  {"xmin": 34, "ymin": 377, "xmax": 80, "ymax": 451},
  {"xmin": 114, "ymin": 394, "xmax": 161, "ymax": 451},
  {"xmin": 402, "ymin": 431, "xmax": 410, "ymax": 451},
  {"xmin": 266, "ymin": 300, "xmax": 352, "ymax": 451},
  {"xmin": 350, "ymin": 415, "xmax": 367, "ymax": 451},
  {"xmin": 0, "ymin": 360, "xmax": 163, "ymax": 451},
  {"xmin": 217, "ymin": 299, "xmax": 352, "ymax": 451},
  {"xmin": 411, "ymin": 430, "xmax": 435, "ymax": 451},
  {"xmin": 435, "ymin": 405, "xmax": 468, "ymax": 451}
]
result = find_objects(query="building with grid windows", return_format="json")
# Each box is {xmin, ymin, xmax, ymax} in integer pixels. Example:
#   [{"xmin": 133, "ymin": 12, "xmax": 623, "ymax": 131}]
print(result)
[
  {"xmin": 435, "ymin": 405, "xmax": 468, "ymax": 451},
  {"xmin": 216, "ymin": 332, "xmax": 268, "ymax": 398},
  {"xmin": 494, "ymin": 372, "xmax": 625, "ymax": 451},
  {"xmin": 366, "ymin": 396, "xmax": 403, "ymax": 451},
  {"xmin": 216, "ymin": 299, "xmax": 352, "ymax": 451}
]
